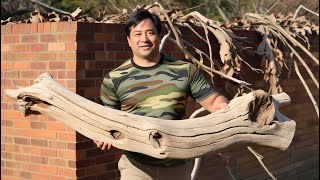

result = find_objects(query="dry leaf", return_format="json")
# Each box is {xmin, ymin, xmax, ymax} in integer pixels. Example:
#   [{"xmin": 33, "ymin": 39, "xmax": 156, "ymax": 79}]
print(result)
[
  {"xmin": 48, "ymin": 11, "xmax": 60, "ymax": 22},
  {"xmin": 71, "ymin": 7, "xmax": 83, "ymax": 19},
  {"xmin": 30, "ymin": 9, "xmax": 46, "ymax": 23}
]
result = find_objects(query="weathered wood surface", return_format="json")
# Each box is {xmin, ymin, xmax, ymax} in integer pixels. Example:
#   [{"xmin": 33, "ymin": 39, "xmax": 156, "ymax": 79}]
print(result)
[{"xmin": 5, "ymin": 72, "xmax": 296, "ymax": 159}]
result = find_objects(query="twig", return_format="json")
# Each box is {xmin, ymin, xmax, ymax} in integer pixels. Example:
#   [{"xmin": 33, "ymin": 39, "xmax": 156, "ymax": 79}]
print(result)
[
  {"xmin": 237, "ymin": 55, "xmax": 264, "ymax": 74},
  {"xmin": 160, "ymin": 28, "xmax": 171, "ymax": 52},
  {"xmin": 293, "ymin": 5, "xmax": 319, "ymax": 18},
  {"xmin": 265, "ymin": 0, "xmax": 282, "ymax": 14},
  {"xmin": 268, "ymin": 25, "xmax": 319, "ymax": 89},
  {"xmin": 293, "ymin": 61, "xmax": 319, "ymax": 117},
  {"xmin": 189, "ymin": 107, "xmax": 206, "ymax": 180},
  {"xmin": 247, "ymin": 146, "xmax": 277, "ymax": 180},
  {"xmin": 214, "ymin": 3, "xmax": 230, "ymax": 23},
  {"xmin": 167, "ymin": 37, "xmax": 251, "ymax": 87},
  {"xmin": 29, "ymin": 0, "xmax": 71, "ymax": 15},
  {"xmin": 217, "ymin": 153, "xmax": 237, "ymax": 180}
]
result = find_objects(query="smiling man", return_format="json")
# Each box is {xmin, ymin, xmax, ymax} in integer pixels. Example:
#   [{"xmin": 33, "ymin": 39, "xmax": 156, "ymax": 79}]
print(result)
[{"xmin": 95, "ymin": 10, "xmax": 229, "ymax": 180}]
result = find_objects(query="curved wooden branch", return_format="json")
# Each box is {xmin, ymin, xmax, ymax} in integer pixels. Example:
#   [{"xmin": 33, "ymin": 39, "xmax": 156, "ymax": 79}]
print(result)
[{"xmin": 5, "ymin": 73, "xmax": 296, "ymax": 159}]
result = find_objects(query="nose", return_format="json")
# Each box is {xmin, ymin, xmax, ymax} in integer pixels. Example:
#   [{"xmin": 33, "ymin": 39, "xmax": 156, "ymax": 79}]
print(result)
[{"xmin": 140, "ymin": 33, "xmax": 149, "ymax": 42}]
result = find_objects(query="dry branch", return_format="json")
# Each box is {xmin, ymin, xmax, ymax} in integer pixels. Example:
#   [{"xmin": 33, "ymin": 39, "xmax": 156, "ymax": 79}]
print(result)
[{"xmin": 5, "ymin": 73, "xmax": 296, "ymax": 159}]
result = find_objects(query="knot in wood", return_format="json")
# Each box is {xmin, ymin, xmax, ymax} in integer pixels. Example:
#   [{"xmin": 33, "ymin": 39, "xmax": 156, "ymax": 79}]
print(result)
[
  {"xmin": 152, "ymin": 131, "xmax": 162, "ymax": 139},
  {"xmin": 149, "ymin": 131, "xmax": 162, "ymax": 149},
  {"xmin": 249, "ymin": 90, "xmax": 275, "ymax": 127},
  {"xmin": 110, "ymin": 130, "xmax": 123, "ymax": 140}
]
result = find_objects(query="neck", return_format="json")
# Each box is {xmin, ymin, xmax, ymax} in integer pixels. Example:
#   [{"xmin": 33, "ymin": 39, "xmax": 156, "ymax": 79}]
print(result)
[{"xmin": 133, "ymin": 54, "xmax": 161, "ymax": 67}]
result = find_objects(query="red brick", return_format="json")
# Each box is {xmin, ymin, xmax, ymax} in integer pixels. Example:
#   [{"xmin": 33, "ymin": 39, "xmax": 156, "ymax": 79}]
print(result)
[
  {"xmin": 39, "ymin": 52, "xmax": 57, "ymax": 61},
  {"xmin": 30, "ymin": 61, "xmax": 47, "ymax": 69},
  {"xmin": 30, "ymin": 139, "xmax": 48, "ymax": 147},
  {"xmin": 23, "ymin": 163, "xmax": 57, "ymax": 175},
  {"xmin": 43, "ymin": 22, "xmax": 51, "ymax": 32},
  {"xmin": 31, "ymin": 23, "xmax": 38, "ymax": 33},
  {"xmin": 20, "ymin": 129, "xmax": 56, "ymax": 139},
  {"xmin": 49, "ymin": 158, "xmax": 66, "ymax": 167},
  {"xmin": 29, "ymin": 43, "xmax": 46, "ymax": 51},
  {"xmin": 86, "ymin": 164, "xmax": 106, "ymax": 175},
  {"xmin": 14, "ymin": 137, "xmax": 30, "ymax": 145},
  {"xmin": 6, "ymin": 161, "xmax": 21, "ymax": 168},
  {"xmin": 1, "ymin": 25, "xmax": 7, "ymax": 35},
  {"xmin": 20, "ymin": 71, "xmax": 38, "ymax": 79},
  {"xmin": 12, "ymin": 61, "xmax": 29, "ymax": 70},
  {"xmin": 18, "ymin": 24, "xmax": 25, "ymax": 33},
  {"xmin": 1, "ymin": 136, "xmax": 13, "ymax": 144},
  {"xmin": 66, "ymin": 142, "xmax": 76, "ymax": 150},
  {"xmin": 58, "ymin": 167, "xmax": 76, "ymax": 177},
  {"xmin": 95, "ymin": 33, "xmax": 113, "ymax": 41},
  {"xmin": 2, "ymin": 152, "xmax": 14, "ymax": 160},
  {"xmin": 3, "ymin": 70, "xmax": 20, "ymax": 79},
  {"xmin": 51, "ymin": 22, "xmax": 58, "ymax": 32},
  {"xmin": 31, "ymin": 173, "xmax": 50, "ymax": 180},
  {"xmin": 57, "ymin": 22, "xmax": 65, "ymax": 32},
  {"xmin": 46, "ymin": 121, "xmax": 65, "ymax": 131},
  {"xmin": 66, "ymin": 42, "xmax": 77, "ymax": 51},
  {"xmin": 48, "ymin": 42, "xmax": 66, "ymax": 51},
  {"xmin": 21, "ymin": 146, "xmax": 57, "ymax": 158},
  {"xmin": 19, "ymin": 171, "xmax": 32, "ymax": 179},
  {"xmin": 40, "ymin": 34, "xmax": 57, "ymax": 42},
  {"xmin": 1, "ymin": 61, "xmax": 14, "ymax": 69},
  {"xmin": 3, "ymin": 111, "xmax": 21, "ymax": 119},
  {"xmin": 21, "ymin": 52, "xmax": 38, "ymax": 61},
  {"xmin": 57, "ymin": 132, "xmax": 76, "ymax": 141},
  {"xmin": 3, "ymin": 35, "xmax": 19, "ymax": 43},
  {"xmin": 58, "ymin": 52, "xmax": 76, "ymax": 61},
  {"xmin": 1, "ymin": 44, "xmax": 11, "ymax": 51},
  {"xmin": 31, "ymin": 155, "xmax": 48, "ymax": 164},
  {"xmin": 12, "ymin": 79, "xmax": 30, "ymax": 86},
  {"xmin": 30, "ymin": 121, "xmax": 47, "ymax": 129},
  {"xmin": 1, "ymin": 168, "xmax": 14, "ymax": 176},
  {"xmin": 21, "ymin": 34, "xmax": 38, "ymax": 43},
  {"xmin": 49, "ymin": 141, "xmax": 66, "ymax": 149},
  {"xmin": 13, "ymin": 120, "xmax": 29, "ymax": 128},
  {"xmin": 11, "ymin": 44, "xmax": 28, "ymax": 52},
  {"xmin": 12, "ymin": 24, "xmax": 19, "ymax": 34},
  {"xmin": 1, "ymin": 119, "xmax": 13, "ymax": 127},
  {"xmin": 14, "ymin": 154, "xmax": 30, "ymax": 162},
  {"xmin": 38, "ymin": 23, "xmax": 44, "ymax": 33},
  {"xmin": 66, "ymin": 61, "xmax": 76, "ymax": 69},
  {"xmin": 49, "ymin": 61, "xmax": 66, "ymax": 69},
  {"xmin": 63, "ymin": 22, "xmax": 77, "ymax": 32},
  {"xmin": 58, "ymin": 34, "xmax": 76, "ymax": 41},
  {"xmin": 5, "ymin": 24, "xmax": 13, "ymax": 35},
  {"xmin": 87, "ymin": 43, "xmax": 104, "ymax": 51},
  {"xmin": 24, "ymin": 24, "xmax": 31, "ymax": 34}
]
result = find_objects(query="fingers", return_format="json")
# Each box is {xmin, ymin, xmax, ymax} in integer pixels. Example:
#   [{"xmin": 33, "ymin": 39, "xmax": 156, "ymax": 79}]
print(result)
[
  {"xmin": 94, "ymin": 141, "xmax": 112, "ymax": 151},
  {"xmin": 217, "ymin": 102, "xmax": 229, "ymax": 110}
]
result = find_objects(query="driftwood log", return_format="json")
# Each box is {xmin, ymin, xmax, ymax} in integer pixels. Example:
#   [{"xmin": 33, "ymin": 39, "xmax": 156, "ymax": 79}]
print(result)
[{"xmin": 5, "ymin": 72, "xmax": 296, "ymax": 159}]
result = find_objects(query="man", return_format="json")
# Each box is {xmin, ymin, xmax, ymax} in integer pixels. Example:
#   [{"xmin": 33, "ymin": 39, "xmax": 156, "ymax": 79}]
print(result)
[{"xmin": 95, "ymin": 10, "xmax": 229, "ymax": 180}]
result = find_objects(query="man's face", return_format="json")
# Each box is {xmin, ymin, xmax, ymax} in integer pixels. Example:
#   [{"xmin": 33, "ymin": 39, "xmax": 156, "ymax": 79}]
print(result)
[{"xmin": 127, "ymin": 18, "xmax": 160, "ymax": 60}]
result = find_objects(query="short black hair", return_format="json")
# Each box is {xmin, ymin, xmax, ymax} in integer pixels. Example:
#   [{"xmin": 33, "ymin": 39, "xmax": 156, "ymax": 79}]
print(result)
[{"xmin": 125, "ymin": 10, "xmax": 162, "ymax": 36}]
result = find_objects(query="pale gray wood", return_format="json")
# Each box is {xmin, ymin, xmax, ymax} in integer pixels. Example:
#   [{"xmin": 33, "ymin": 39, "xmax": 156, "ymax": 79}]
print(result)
[{"xmin": 5, "ymin": 72, "xmax": 296, "ymax": 159}]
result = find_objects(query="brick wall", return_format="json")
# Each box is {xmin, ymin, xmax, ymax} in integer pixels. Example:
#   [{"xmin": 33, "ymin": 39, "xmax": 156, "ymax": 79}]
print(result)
[
  {"xmin": 1, "ymin": 22, "xmax": 79, "ymax": 179},
  {"xmin": 1, "ymin": 22, "xmax": 319, "ymax": 180}
]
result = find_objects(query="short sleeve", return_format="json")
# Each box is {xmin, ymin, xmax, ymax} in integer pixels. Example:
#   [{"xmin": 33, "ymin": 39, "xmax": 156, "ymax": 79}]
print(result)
[
  {"xmin": 188, "ymin": 64, "xmax": 216, "ymax": 102},
  {"xmin": 100, "ymin": 74, "xmax": 121, "ymax": 110}
]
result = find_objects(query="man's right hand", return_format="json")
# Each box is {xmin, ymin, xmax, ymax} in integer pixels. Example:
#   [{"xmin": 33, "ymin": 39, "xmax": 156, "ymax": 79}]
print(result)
[{"xmin": 94, "ymin": 141, "xmax": 112, "ymax": 151}]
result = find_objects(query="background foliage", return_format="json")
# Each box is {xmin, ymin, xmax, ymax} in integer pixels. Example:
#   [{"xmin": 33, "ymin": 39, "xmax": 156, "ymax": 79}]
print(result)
[{"xmin": 1, "ymin": 0, "xmax": 319, "ymax": 23}]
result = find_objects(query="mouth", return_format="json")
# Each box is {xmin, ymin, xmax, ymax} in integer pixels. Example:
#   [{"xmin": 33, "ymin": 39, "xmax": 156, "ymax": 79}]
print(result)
[{"xmin": 139, "ymin": 44, "xmax": 152, "ymax": 50}]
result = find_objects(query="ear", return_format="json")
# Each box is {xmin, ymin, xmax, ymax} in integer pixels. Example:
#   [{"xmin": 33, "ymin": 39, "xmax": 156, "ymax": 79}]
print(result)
[{"xmin": 127, "ymin": 36, "xmax": 131, "ymax": 47}]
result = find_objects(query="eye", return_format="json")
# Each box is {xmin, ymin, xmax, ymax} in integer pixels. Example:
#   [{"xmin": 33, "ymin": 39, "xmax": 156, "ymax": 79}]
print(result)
[{"xmin": 148, "ymin": 31, "xmax": 156, "ymax": 35}]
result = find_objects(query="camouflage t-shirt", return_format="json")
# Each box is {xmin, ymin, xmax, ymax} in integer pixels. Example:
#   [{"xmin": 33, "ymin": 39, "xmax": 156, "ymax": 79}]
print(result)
[{"xmin": 100, "ymin": 54, "xmax": 215, "ymax": 167}]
